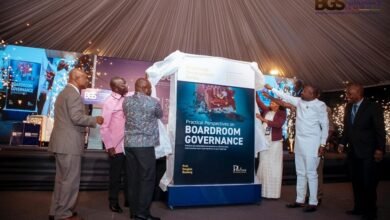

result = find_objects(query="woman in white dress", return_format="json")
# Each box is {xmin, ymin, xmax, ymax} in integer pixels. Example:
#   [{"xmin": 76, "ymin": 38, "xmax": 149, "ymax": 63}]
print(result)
[{"xmin": 256, "ymin": 94, "xmax": 286, "ymax": 199}]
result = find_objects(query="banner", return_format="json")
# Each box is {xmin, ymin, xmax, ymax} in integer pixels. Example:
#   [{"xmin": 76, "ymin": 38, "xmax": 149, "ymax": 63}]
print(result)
[
  {"xmin": 0, "ymin": 45, "xmax": 95, "ymax": 116},
  {"xmin": 5, "ymin": 60, "xmax": 41, "ymax": 111},
  {"xmin": 174, "ymin": 57, "xmax": 255, "ymax": 185},
  {"xmin": 0, "ymin": 45, "xmax": 94, "ymax": 143},
  {"xmin": 257, "ymin": 75, "xmax": 295, "ymax": 106}
]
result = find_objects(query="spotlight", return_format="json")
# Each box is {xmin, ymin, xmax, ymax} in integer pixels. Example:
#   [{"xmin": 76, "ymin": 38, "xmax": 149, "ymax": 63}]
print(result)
[{"xmin": 270, "ymin": 69, "xmax": 279, "ymax": 75}]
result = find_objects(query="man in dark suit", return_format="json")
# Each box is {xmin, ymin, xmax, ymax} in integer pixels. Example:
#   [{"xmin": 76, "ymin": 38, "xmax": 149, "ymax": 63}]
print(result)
[
  {"xmin": 123, "ymin": 78, "xmax": 163, "ymax": 220},
  {"xmin": 48, "ymin": 68, "xmax": 104, "ymax": 220},
  {"xmin": 338, "ymin": 83, "xmax": 386, "ymax": 220}
]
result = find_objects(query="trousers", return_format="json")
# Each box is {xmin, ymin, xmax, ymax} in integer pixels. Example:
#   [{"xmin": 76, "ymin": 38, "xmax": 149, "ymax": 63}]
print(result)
[
  {"xmin": 295, "ymin": 154, "xmax": 320, "ymax": 205},
  {"xmin": 125, "ymin": 147, "xmax": 156, "ymax": 216}
]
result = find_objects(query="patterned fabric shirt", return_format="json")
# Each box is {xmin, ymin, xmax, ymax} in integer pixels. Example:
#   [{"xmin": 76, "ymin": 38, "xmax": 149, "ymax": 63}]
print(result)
[{"xmin": 123, "ymin": 92, "xmax": 163, "ymax": 147}]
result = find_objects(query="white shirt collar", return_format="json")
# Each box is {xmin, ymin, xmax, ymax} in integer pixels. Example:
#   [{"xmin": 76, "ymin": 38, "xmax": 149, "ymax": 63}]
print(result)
[{"xmin": 68, "ymin": 83, "xmax": 80, "ymax": 94}]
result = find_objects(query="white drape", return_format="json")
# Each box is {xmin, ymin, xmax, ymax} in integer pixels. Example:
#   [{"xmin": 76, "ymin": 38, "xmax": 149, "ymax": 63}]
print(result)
[{"xmin": 146, "ymin": 51, "xmax": 266, "ymax": 191}]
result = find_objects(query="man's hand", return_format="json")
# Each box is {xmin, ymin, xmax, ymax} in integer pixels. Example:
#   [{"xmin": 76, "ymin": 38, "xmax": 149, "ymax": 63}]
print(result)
[
  {"xmin": 96, "ymin": 116, "xmax": 104, "ymax": 125},
  {"xmin": 318, "ymin": 146, "xmax": 326, "ymax": 157},
  {"xmin": 107, "ymin": 148, "xmax": 116, "ymax": 157},
  {"xmin": 374, "ymin": 149, "xmax": 384, "ymax": 162},
  {"xmin": 337, "ymin": 144, "xmax": 344, "ymax": 154},
  {"xmin": 264, "ymin": 84, "xmax": 273, "ymax": 90}
]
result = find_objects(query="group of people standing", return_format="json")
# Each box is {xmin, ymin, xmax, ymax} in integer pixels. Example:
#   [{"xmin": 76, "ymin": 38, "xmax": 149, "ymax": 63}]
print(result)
[
  {"xmin": 48, "ymin": 68, "xmax": 161, "ymax": 220},
  {"xmin": 255, "ymin": 82, "xmax": 385, "ymax": 220},
  {"xmin": 46, "ymin": 67, "xmax": 385, "ymax": 220}
]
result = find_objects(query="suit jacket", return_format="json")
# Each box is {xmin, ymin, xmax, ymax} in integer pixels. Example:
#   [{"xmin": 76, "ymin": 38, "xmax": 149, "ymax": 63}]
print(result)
[
  {"xmin": 123, "ymin": 92, "xmax": 163, "ymax": 147},
  {"xmin": 48, "ymin": 85, "xmax": 97, "ymax": 155},
  {"xmin": 256, "ymin": 95, "xmax": 287, "ymax": 141},
  {"xmin": 340, "ymin": 99, "xmax": 386, "ymax": 159}
]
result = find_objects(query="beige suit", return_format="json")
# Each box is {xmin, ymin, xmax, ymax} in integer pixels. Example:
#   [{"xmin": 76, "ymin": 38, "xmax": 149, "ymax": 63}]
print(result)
[{"xmin": 48, "ymin": 84, "xmax": 96, "ymax": 219}]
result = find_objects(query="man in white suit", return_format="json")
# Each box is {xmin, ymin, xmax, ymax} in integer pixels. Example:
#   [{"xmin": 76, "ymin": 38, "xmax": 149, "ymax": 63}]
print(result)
[
  {"xmin": 264, "ymin": 83, "xmax": 328, "ymax": 212},
  {"xmin": 48, "ymin": 68, "xmax": 104, "ymax": 220}
]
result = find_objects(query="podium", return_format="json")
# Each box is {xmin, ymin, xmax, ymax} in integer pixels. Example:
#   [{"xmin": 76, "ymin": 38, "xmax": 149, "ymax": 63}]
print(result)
[
  {"xmin": 9, "ymin": 123, "xmax": 40, "ymax": 145},
  {"xmin": 167, "ymin": 183, "xmax": 261, "ymax": 209},
  {"xmin": 25, "ymin": 115, "xmax": 54, "ymax": 142}
]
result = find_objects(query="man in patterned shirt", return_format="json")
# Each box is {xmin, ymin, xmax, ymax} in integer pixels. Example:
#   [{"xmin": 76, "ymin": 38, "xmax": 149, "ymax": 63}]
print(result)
[{"xmin": 123, "ymin": 78, "xmax": 163, "ymax": 220}]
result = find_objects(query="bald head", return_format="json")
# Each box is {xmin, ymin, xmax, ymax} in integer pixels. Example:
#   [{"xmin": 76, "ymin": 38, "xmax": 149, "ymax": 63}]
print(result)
[
  {"xmin": 347, "ymin": 83, "xmax": 364, "ymax": 96},
  {"xmin": 135, "ymin": 78, "xmax": 152, "ymax": 96},
  {"xmin": 68, "ymin": 68, "xmax": 83, "ymax": 82},
  {"xmin": 346, "ymin": 83, "xmax": 364, "ymax": 104},
  {"xmin": 68, "ymin": 68, "xmax": 89, "ymax": 90},
  {"xmin": 301, "ymin": 84, "xmax": 318, "ymax": 101},
  {"xmin": 110, "ymin": 77, "xmax": 128, "ymax": 96}
]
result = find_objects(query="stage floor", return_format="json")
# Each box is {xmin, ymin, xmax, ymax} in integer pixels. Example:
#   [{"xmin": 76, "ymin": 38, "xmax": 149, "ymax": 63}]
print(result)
[{"xmin": 0, "ymin": 182, "xmax": 389, "ymax": 220}]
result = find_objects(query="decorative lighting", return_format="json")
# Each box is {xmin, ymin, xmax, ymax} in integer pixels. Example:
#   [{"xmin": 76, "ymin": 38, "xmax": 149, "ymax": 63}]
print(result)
[
  {"xmin": 270, "ymin": 69, "xmax": 279, "ymax": 75},
  {"xmin": 331, "ymin": 99, "xmax": 390, "ymax": 145}
]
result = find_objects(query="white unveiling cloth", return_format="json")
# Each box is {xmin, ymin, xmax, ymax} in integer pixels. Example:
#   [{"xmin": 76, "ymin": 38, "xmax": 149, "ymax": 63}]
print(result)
[{"xmin": 147, "ymin": 51, "xmax": 266, "ymax": 191}]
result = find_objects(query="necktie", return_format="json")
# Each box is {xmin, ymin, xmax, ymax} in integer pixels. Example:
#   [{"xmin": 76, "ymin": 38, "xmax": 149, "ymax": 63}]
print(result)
[{"xmin": 351, "ymin": 104, "xmax": 358, "ymax": 123}]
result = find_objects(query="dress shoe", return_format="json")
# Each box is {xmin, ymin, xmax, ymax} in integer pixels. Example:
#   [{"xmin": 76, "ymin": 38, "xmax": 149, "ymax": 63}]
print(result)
[
  {"xmin": 304, "ymin": 197, "xmax": 322, "ymax": 206},
  {"xmin": 134, "ymin": 214, "xmax": 161, "ymax": 220},
  {"xmin": 61, "ymin": 216, "xmax": 83, "ymax": 220},
  {"xmin": 49, "ymin": 212, "xmax": 77, "ymax": 220},
  {"xmin": 303, "ymin": 205, "xmax": 317, "ymax": 212},
  {"xmin": 346, "ymin": 209, "xmax": 363, "ymax": 215},
  {"xmin": 109, "ymin": 203, "xmax": 123, "ymax": 213},
  {"xmin": 286, "ymin": 202, "xmax": 305, "ymax": 208}
]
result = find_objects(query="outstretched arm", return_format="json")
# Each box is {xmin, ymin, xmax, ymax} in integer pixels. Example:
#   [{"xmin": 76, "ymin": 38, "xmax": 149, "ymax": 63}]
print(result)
[
  {"xmin": 255, "ymin": 92, "xmax": 268, "ymax": 113},
  {"xmin": 264, "ymin": 84, "xmax": 300, "ymax": 107},
  {"xmin": 262, "ymin": 91, "xmax": 296, "ymax": 111}
]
